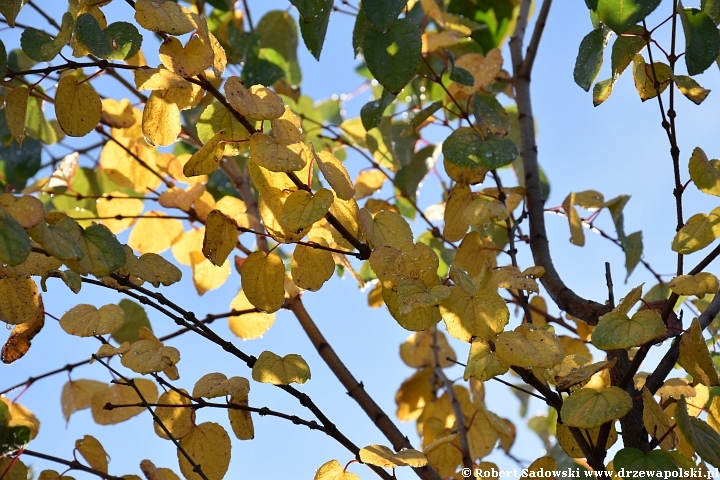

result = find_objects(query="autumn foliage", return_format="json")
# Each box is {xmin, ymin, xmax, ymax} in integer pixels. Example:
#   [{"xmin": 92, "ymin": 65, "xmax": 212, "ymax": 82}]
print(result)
[{"xmin": 2, "ymin": 0, "xmax": 720, "ymax": 479}]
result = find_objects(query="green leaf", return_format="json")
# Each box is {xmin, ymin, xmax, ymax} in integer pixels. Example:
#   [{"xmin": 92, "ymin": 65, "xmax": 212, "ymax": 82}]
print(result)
[
  {"xmin": 591, "ymin": 309, "xmax": 666, "ymax": 350},
  {"xmin": 593, "ymin": 77, "xmax": 614, "ymax": 106},
  {"xmin": 675, "ymin": 396, "xmax": 720, "ymax": 468},
  {"xmin": 449, "ymin": 65, "xmax": 475, "ymax": 86},
  {"xmin": 473, "ymin": 93, "xmax": 509, "ymax": 136},
  {"xmin": 613, "ymin": 448, "xmax": 680, "ymax": 476},
  {"xmin": 361, "ymin": 89, "xmax": 396, "ymax": 131},
  {"xmin": 363, "ymin": 0, "xmax": 407, "ymax": 31},
  {"xmin": 561, "ymin": 387, "xmax": 633, "ymax": 429},
  {"xmin": 205, "ymin": 0, "xmax": 233, "ymax": 11},
  {"xmin": 442, "ymin": 127, "xmax": 484, "ymax": 169},
  {"xmin": 363, "ymin": 18, "xmax": 421, "ymax": 94},
  {"xmin": 0, "ymin": 209, "xmax": 31, "ymax": 267},
  {"xmin": 0, "ymin": 111, "xmax": 42, "ymax": 189},
  {"xmin": 679, "ymin": 7, "xmax": 720, "ymax": 75},
  {"xmin": 256, "ymin": 10, "xmax": 302, "ymax": 85},
  {"xmin": 103, "ymin": 22, "xmax": 143, "ymax": 61},
  {"xmin": 0, "ymin": 0, "xmax": 23, "ymax": 27},
  {"xmin": 703, "ymin": 0, "xmax": 720, "ymax": 24},
  {"xmin": 75, "ymin": 13, "xmax": 113, "ymax": 58},
  {"xmin": 197, "ymin": 101, "xmax": 251, "ymax": 157},
  {"xmin": 25, "ymin": 92, "xmax": 57, "ymax": 145},
  {"xmin": 353, "ymin": 6, "xmax": 370, "ymax": 57},
  {"xmin": 395, "ymin": 144, "xmax": 435, "ymax": 201},
  {"xmin": 291, "ymin": 0, "xmax": 333, "ymax": 60},
  {"xmin": 477, "ymin": 135, "xmax": 519, "ymax": 169},
  {"xmin": 574, "ymin": 27, "xmax": 612, "ymax": 91},
  {"xmin": 596, "ymin": 0, "xmax": 661, "ymax": 34},
  {"xmin": 624, "ymin": 230, "xmax": 643, "ymax": 280},
  {"xmin": 20, "ymin": 12, "xmax": 74, "ymax": 62},
  {"xmin": 242, "ymin": 45, "xmax": 286, "ymax": 86},
  {"xmin": 0, "ymin": 40, "xmax": 6, "ymax": 81},
  {"xmin": 611, "ymin": 26, "xmax": 646, "ymax": 77},
  {"xmin": 112, "ymin": 299, "xmax": 152, "ymax": 344},
  {"xmin": 75, "ymin": 15, "xmax": 142, "ymax": 61}
]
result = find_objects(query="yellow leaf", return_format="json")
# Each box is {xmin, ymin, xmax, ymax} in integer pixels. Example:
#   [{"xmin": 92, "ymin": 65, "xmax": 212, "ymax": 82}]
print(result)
[
  {"xmin": 553, "ymin": 357, "xmax": 612, "ymax": 391},
  {"xmin": 561, "ymin": 386, "xmax": 633, "ymax": 429},
  {"xmin": 443, "ymin": 183, "xmax": 472, "ymax": 242},
  {"xmin": 423, "ymin": 434, "xmax": 463, "ymax": 478},
  {"xmin": 463, "ymin": 197, "xmax": 509, "ymax": 229},
  {"xmin": 228, "ymin": 290, "xmax": 275, "ymax": 339},
  {"xmin": 183, "ymin": 129, "xmax": 226, "ymax": 177},
  {"xmin": 328, "ymin": 194, "xmax": 360, "ymax": 249},
  {"xmin": 178, "ymin": 423, "xmax": 231, "ymax": 480},
  {"xmin": 313, "ymin": 460, "xmax": 360, "ymax": 480},
  {"xmin": 439, "ymin": 286, "xmax": 509, "ymax": 342},
  {"xmin": 494, "ymin": 324, "xmax": 564, "ymax": 368},
  {"xmin": 398, "ymin": 283, "xmax": 450, "ymax": 315},
  {"xmin": 689, "ymin": 147, "xmax": 720, "ymax": 197},
  {"xmin": 190, "ymin": 251, "xmax": 229, "ymax": 295},
  {"xmin": 444, "ymin": 157, "xmax": 487, "ymax": 185},
  {"xmin": 0, "ymin": 194, "xmax": 45, "ymax": 229},
  {"xmin": 383, "ymin": 281, "xmax": 442, "ymax": 331},
  {"xmin": 135, "ymin": 0, "xmax": 197, "ymax": 34},
  {"xmin": 249, "ymin": 133, "xmax": 306, "ymax": 172},
  {"xmin": 61, "ymin": 379, "xmax": 107, "ymax": 424},
  {"xmin": 525, "ymin": 456, "xmax": 557, "ymax": 475},
  {"xmin": 492, "ymin": 265, "xmax": 540, "ymax": 293},
  {"xmin": 60, "ymin": 304, "xmax": 124, "ymax": 337},
  {"xmin": 193, "ymin": 373, "xmax": 249, "ymax": 399},
  {"xmin": 573, "ymin": 189, "xmax": 605, "ymax": 208},
  {"xmin": 252, "ymin": 350, "xmax": 311, "ymax": 385},
  {"xmin": 671, "ymin": 207, "xmax": 720, "ymax": 254},
  {"xmin": 213, "ymin": 195, "xmax": 248, "ymax": 223},
  {"xmin": 558, "ymin": 335, "xmax": 592, "ymax": 360},
  {"xmin": 396, "ymin": 367, "xmax": 434, "ymax": 421},
  {"xmin": 158, "ymin": 183, "xmax": 205, "ymax": 212},
  {"xmin": 152, "ymin": 389, "xmax": 195, "ymax": 440},
  {"xmin": 454, "ymin": 231, "xmax": 496, "ymax": 279},
  {"xmin": 38, "ymin": 471, "xmax": 76, "ymax": 480},
  {"xmin": 557, "ymin": 421, "xmax": 618, "ymax": 458},
  {"xmin": 241, "ymin": 251, "xmax": 285, "ymax": 313},
  {"xmin": 422, "ymin": 30, "xmax": 461, "ymax": 53},
  {"xmin": 271, "ymin": 106, "xmax": 303, "ymax": 145},
  {"xmin": 135, "ymin": 68, "xmax": 192, "ymax": 91},
  {"xmin": 128, "ymin": 211, "xmax": 184, "ymax": 254},
  {"xmin": 75, "ymin": 435, "xmax": 109, "ymax": 473},
  {"xmin": 172, "ymin": 228, "xmax": 204, "ymax": 266},
  {"xmin": 632, "ymin": 55, "xmax": 671, "ymax": 101},
  {"xmin": 1, "ymin": 397, "xmax": 39, "ymax": 440},
  {"xmin": 195, "ymin": 17, "xmax": 226, "ymax": 77},
  {"xmin": 447, "ymin": 50, "xmax": 503, "ymax": 101},
  {"xmin": 591, "ymin": 309, "xmax": 666, "ymax": 350},
  {"xmin": 642, "ymin": 387, "xmax": 678, "ymax": 450},
  {"xmin": 291, "ymin": 238, "xmax": 335, "ymax": 291},
  {"xmin": 159, "ymin": 36, "xmax": 213, "ymax": 77},
  {"xmin": 96, "ymin": 342, "xmax": 130, "ymax": 359},
  {"xmin": 359, "ymin": 444, "xmax": 428, "ymax": 468},
  {"xmin": 6, "ymin": 86, "xmax": 28, "ymax": 145},
  {"xmin": 0, "ymin": 252, "xmax": 60, "ymax": 279},
  {"xmin": 228, "ymin": 391, "xmax": 254, "ymax": 440},
  {"xmin": 354, "ymin": 169, "xmax": 386, "ymax": 199},
  {"xmin": 142, "ymin": 91, "xmax": 181, "ymax": 146},
  {"xmin": 563, "ymin": 192, "xmax": 585, "ymax": 246},
  {"xmin": 0, "ymin": 458, "xmax": 28, "ymax": 480},
  {"xmin": 313, "ymin": 147, "xmax": 355, "ymax": 200},
  {"xmin": 282, "ymin": 189, "xmax": 333, "ymax": 233},
  {"xmin": 139, "ymin": 460, "xmax": 182, "ymax": 480},
  {"xmin": 359, "ymin": 208, "xmax": 414, "ymax": 249},
  {"xmin": 96, "ymin": 192, "xmax": 144, "ymax": 234},
  {"xmin": 464, "ymin": 340, "xmax": 509, "ymax": 381},
  {"xmin": 101, "ymin": 98, "xmax": 136, "ymax": 128},
  {"xmin": 202, "ymin": 210, "xmax": 238, "ymax": 267},
  {"xmin": 669, "ymin": 272, "xmax": 719, "ymax": 298},
  {"xmin": 707, "ymin": 396, "xmax": 720, "ymax": 432},
  {"xmin": 679, "ymin": 317, "xmax": 720, "ymax": 386},
  {"xmin": 1, "ymin": 299, "xmax": 44, "ymax": 363},
  {"xmin": 399, "ymin": 329, "xmax": 456, "ymax": 369},
  {"xmin": 120, "ymin": 327, "xmax": 180, "ymax": 374},
  {"xmin": 657, "ymin": 377, "xmax": 696, "ymax": 401},
  {"xmin": 55, "ymin": 75, "xmax": 102, "ymax": 137},
  {"xmin": 90, "ymin": 379, "xmax": 158, "ymax": 425},
  {"xmin": 614, "ymin": 284, "xmax": 644, "ymax": 315},
  {"xmin": 224, "ymin": 78, "xmax": 285, "ymax": 120},
  {"xmin": 99, "ymin": 137, "xmax": 162, "ymax": 192}
]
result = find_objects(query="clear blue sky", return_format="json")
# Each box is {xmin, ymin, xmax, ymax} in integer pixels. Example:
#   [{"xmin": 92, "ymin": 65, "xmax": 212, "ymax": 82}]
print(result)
[{"xmin": 2, "ymin": 1, "xmax": 720, "ymax": 479}]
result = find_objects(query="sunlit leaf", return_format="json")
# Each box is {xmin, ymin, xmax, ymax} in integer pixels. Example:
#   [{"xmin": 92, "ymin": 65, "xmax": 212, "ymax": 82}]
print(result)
[{"xmin": 251, "ymin": 350, "xmax": 311, "ymax": 385}]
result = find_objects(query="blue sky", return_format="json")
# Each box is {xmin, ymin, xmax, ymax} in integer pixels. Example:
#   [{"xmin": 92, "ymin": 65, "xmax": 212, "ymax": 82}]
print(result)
[{"xmin": 3, "ymin": 1, "xmax": 720, "ymax": 479}]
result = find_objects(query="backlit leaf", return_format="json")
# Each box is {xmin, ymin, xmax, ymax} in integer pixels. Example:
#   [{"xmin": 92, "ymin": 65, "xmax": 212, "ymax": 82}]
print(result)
[
  {"xmin": 494, "ymin": 324, "xmax": 564, "ymax": 369},
  {"xmin": 669, "ymin": 272, "xmax": 719, "ymax": 298},
  {"xmin": 183, "ymin": 130, "xmax": 226, "ymax": 177},
  {"xmin": 0, "ymin": 277, "xmax": 41, "ymax": 325},
  {"xmin": 561, "ymin": 387, "xmax": 633, "ymax": 429},
  {"xmin": 591, "ymin": 309, "xmax": 666, "ymax": 350},
  {"xmin": 359, "ymin": 444, "xmax": 427, "ymax": 468},
  {"xmin": 135, "ymin": 0, "xmax": 197, "ymax": 35},
  {"xmin": 1, "ymin": 297, "xmax": 43, "ymax": 364},
  {"xmin": 249, "ymin": 133, "xmax": 306, "ymax": 172},
  {"xmin": 680, "ymin": 7, "xmax": 720, "ymax": 76},
  {"xmin": 120, "ymin": 327, "xmax": 180, "ymax": 374},
  {"xmin": 251, "ymin": 350, "xmax": 311, "ymax": 385},
  {"xmin": 96, "ymin": 192, "xmax": 144, "ymax": 234},
  {"xmin": 439, "ymin": 286, "xmax": 509, "ymax": 342},
  {"xmin": 672, "ymin": 207, "xmax": 720, "ymax": 254},
  {"xmin": 241, "ymin": 251, "xmax": 285, "ymax": 313},
  {"xmin": 596, "ymin": 0, "xmax": 661, "ymax": 34},
  {"xmin": 142, "ymin": 91, "xmax": 181, "ymax": 147},
  {"xmin": 679, "ymin": 317, "xmax": 720, "ymax": 386},
  {"xmin": 313, "ymin": 460, "xmax": 360, "ymax": 480},
  {"xmin": 689, "ymin": 147, "xmax": 720, "ymax": 196},
  {"xmin": 464, "ymin": 339, "xmax": 509, "ymax": 382},
  {"xmin": 75, "ymin": 435, "xmax": 108, "ymax": 473},
  {"xmin": 313, "ymin": 147, "xmax": 355, "ymax": 200},
  {"xmin": 154, "ymin": 389, "xmax": 194, "ymax": 440},
  {"xmin": 291, "ymin": 238, "xmax": 335, "ymax": 291},
  {"xmin": 61, "ymin": 379, "xmax": 107, "ymax": 424},
  {"xmin": 203, "ymin": 210, "xmax": 238, "ymax": 267},
  {"xmin": 60, "ymin": 304, "xmax": 124, "ymax": 337},
  {"xmin": 228, "ymin": 290, "xmax": 275, "ymax": 339},
  {"xmin": 5, "ymin": 86, "xmax": 27, "ymax": 146},
  {"xmin": 90, "ymin": 379, "xmax": 158, "ymax": 425},
  {"xmin": 55, "ymin": 75, "xmax": 102, "ymax": 137},
  {"xmin": 399, "ymin": 329, "xmax": 456, "ymax": 369},
  {"xmin": 443, "ymin": 183, "xmax": 472, "ymax": 242},
  {"xmin": 363, "ymin": 18, "xmax": 421, "ymax": 94},
  {"xmin": 642, "ymin": 387, "xmax": 678, "ymax": 450},
  {"xmin": 190, "ymin": 252, "xmax": 230, "ymax": 295},
  {"xmin": 177, "ymin": 423, "xmax": 231, "ymax": 480},
  {"xmin": 193, "ymin": 373, "xmax": 249, "ymax": 399},
  {"xmin": 228, "ymin": 390, "xmax": 254, "ymax": 441},
  {"xmin": 225, "ymin": 78, "xmax": 285, "ymax": 120},
  {"xmin": 632, "ymin": 55, "xmax": 672, "ymax": 101},
  {"xmin": 359, "ymin": 208, "xmax": 413, "ymax": 249},
  {"xmin": 673, "ymin": 74, "xmax": 711, "ymax": 104},
  {"xmin": 128, "ymin": 211, "xmax": 184, "ymax": 254}
]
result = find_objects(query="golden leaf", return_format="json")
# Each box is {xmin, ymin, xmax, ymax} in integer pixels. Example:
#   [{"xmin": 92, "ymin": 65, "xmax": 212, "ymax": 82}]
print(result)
[
  {"xmin": 443, "ymin": 183, "xmax": 472, "ymax": 242},
  {"xmin": 271, "ymin": 106, "xmax": 303, "ymax": 145},
  {"xmin": 225, "ymin": 78, "xmax": 285, "ymax": 120},
  {"xmin": 128, "ymin": 211, "xmax": 184, "ymax": 254},
  {"xmin": 75, "ymin": 435, "xmax": 109, "ymax": 473},
  {"xmin": 142, "ymin": 90, "xmax": 181, "ymax": 146},
  {"xmin": 60, "ymin": 304, "xmax": 124, "ymax": 337},
  {"xmin": 313, "ymin": 460, "xmax": 360, "ymax": 480},
  {"xmin": 190, "ymin": 251, "xmax": 230, "ymax": 296},
  {"xmin": 291, "ymin": 238, "xmax": 335, "ymax": 292},
  {"xmin": 561, "ymin": 387, "xmax": 633, "ymax": 429},
  {"xmin": 241, "ymin": 251, "xmax": 285, "ymax": 313},
  {"xmin": 158, "ymin": 36, "xmax": 213, "ymax": 78},
  {"xmin": 251, "ymin": 350, "xmax": 311, "ymax": 385},
  {"xmin": 228, "ymin": 290, "xmax": 275, "ymax": 340},
  {"xmin": 154, "ymin": 390, "xmax": 194, "ymax": 440},
  {"xmin": 282, "ymin": 189, "xmax": 333, "ymax": 233},
  {"xmin": 228, "ymin": 391, "xmax": 254, "ymax": 441},
  {"xmin": 101, "ymin": 98, "xmax": 136, "ymax": 128},
  {"xmin": 120, "ymin": 327, "xmax": 180, "ymax": 374},
  {"xmin": 96, "ymin": 192, "xmax": 144, "ymax": 234},
  {"xmin": 193, "ymin": 373, "xmax": 249, "ymax": 399},
  {"xmin": 90, "ymin": 379, "xmax": 158, "ymax": 425},
  {"xmin": 679, "ymin": 318, "xmax": 720, "ymax": 386},
  {"xmin": 61, "ymin": 379, "xmax": 107, "ymax": 424},
  {"xmin": 55, "ymin": 75, "xmax": 102, "ymax": 137},
  {"xmin": 399, "ymin": 329, "xmax": 456, "ymax": 369},
  {"xmin": 134, "ymin": 0, "xmax": 197, "ymax": 35},
  {"xmin": 202, "ymin": 210, "xmax": 238, "ymax": 267},
  {"xmin": 396, "ymin": 367, "xmax": 434, "ymax": 421},
  {"xmin": 183, "ymin": 129, "xmax": 226, "ymax": 177},
  {"xmin": 359, "ymin": 444, "xmax": 428, "ymax": 468},
  {"xmin": 5, "ymin": 86, "xmax": 28, "ymax": 146},
  {"xmin": 177, "ymin": 423, "xmax": 231, "ymax": 480},
  {"xmin": 313, "ymin": 147, "xmax": 355, "ymax": 200},
  {"xmin": 359, "ymin": 208, "xmax": 414, "ymax": 249},
  {"xmin": 1, "ymin": 297, "xmax": 44, "ymax": 364}
]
